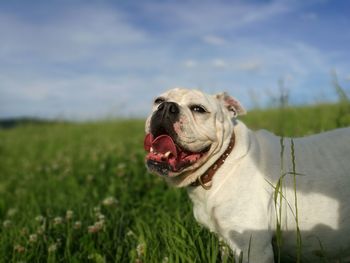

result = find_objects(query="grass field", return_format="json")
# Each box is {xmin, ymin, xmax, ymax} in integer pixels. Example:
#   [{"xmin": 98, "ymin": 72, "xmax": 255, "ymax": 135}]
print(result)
[{"xmin": 1, "ymin": 102, "xmax": 350, "ymax": 263}]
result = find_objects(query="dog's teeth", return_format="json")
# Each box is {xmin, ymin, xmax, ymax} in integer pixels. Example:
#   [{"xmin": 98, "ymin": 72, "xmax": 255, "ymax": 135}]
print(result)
[
  {"xmin": 164, "ymin": 151, "xmax": 171, "ymax": 158},
  {"xmin": 150, "ymin": 147, "xmax": 154, "ymax": 153}
]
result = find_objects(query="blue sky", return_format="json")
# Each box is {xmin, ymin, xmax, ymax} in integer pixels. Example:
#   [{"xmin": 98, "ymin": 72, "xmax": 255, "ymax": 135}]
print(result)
[{"xmin": 1, "ymin": 0, "xmax": 350, "ymax": 119}]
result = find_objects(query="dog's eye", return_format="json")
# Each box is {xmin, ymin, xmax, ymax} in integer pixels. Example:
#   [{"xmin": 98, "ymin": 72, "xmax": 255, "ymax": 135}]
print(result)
[
  {"xmin": 154, "ymin": 97, "xmax": 165, "ymax": 104},
  {"xmin": 190, "ymin": 105, "xmax": 207, "ymax": 113}
]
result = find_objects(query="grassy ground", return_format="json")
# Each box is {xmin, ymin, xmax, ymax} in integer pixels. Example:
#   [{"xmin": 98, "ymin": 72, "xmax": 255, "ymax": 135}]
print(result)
[{"xmin": 0, "ymin": 102, "xmax": 349, "ymax": 263}]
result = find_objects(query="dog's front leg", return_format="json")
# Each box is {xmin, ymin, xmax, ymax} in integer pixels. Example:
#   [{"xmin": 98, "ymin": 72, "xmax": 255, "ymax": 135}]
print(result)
[{"xmin": 225, "ymin": 231, "xmax": 274, "ymax": 263}]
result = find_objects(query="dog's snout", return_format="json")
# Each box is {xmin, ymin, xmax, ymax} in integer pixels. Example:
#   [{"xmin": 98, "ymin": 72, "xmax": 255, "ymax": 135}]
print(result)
[
  {"xmin": 151, "ymin": 101, "xmax": 180, "ymax": 138},
  {"xmin": 157, "ymin": 102, "xmax": 179, "ymax": 116}
]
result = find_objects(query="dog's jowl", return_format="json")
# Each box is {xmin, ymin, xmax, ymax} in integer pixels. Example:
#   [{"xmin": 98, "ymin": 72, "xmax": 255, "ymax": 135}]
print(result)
[{"xmin": 144, "ymin": 88, "xmax": 350, "ymax": 263}]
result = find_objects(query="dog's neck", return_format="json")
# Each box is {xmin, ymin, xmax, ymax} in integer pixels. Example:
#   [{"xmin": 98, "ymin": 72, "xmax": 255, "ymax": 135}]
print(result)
[{"xmin": 190, "ymin": 133, "xmax": 235, "ymax": 190}]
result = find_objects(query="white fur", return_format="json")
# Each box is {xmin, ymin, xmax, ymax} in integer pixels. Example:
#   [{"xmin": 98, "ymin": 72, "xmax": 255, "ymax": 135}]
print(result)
[{"xmin": 188, "ymin": 121, "xmax": 350, "ymax": 262}]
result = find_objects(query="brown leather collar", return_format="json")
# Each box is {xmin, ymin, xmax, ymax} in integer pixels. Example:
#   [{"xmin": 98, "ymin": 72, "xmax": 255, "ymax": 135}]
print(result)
[{"xmin": 190, "ymin": 133, "xmax": 235, "ymax": 190}]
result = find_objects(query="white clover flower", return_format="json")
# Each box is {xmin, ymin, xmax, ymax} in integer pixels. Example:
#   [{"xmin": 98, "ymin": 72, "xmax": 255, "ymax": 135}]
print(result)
[
  {"xmin": 116, "ymin": 163, "xmax": 127, "ymax": 177},
  {"xmin": 53, "ymin": 217, "xmax": 63, "ymax": 225},
  {"xmin": 29, "ymin": 234, "xmax": 38, "ymax": 243},
  {"xmin": 3, "ymin": 220, "xmax": 11, "ymax": 228},
  {"xmin": 88, "ymin": 225, "xmax": 99, "ymax": 234},
  {"xmin": 117, "ymin": 163, "xmax": 126, "ymax": 169},
  {"xmin": 48, "ymin": 243, "xmax": 57, "ymax": 253},
  {"xmin": 20, "ymin": 227, "xmax": 28, "ymax": 236},
  {"xmin": 7, "ymin": 208, "xmax": 17, "ymax": 217},
  {"xmin": 126, "ymin": 230, "xmax": 135, "ymax": 237},
  {"xmin": 136, "ymin": 243, "xmax": 145, "ymax": 258},
  {"xmin": 37, "ymin": 225, "xmax": 45, "ymax": 235},
  {"xmin": 94, "ymin": 220, "xmax": 104, "ymax": 230},
  {"xmin": 14, "ymin": 244, "xmax": 25, "ymax": 253},
  {"xmin": 35, "ymin": 215, "xmax": 45, "ymax": 223},
  {"xmin": 73, "ymin": 221, "xmax": 82, "ymax": 229},
  {"xmin": 66, "ymin": 210, "xmax": 74, "ymax": 220},
  {"xmin": 97, "ymin": 214, "xmax": 105, "ymax": 221},
  {"xmin": 88, "ymin": 220, "xmax": 104, "ymax": 234},
  {"xmin": 102, "ymin": 197, "xmax": 118, "ymax": 207}
]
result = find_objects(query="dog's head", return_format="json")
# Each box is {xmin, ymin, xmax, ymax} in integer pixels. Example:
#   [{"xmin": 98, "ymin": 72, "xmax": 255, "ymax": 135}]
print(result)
[{"xmin": 144, "ymin": 88, "xmax": 246, "ymax": 187}]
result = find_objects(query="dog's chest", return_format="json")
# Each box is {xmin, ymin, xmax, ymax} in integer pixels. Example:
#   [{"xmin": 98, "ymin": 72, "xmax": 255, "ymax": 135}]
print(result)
[{"xmin": 188, "ymin": 188, "xmax": 219, "ymax": 232}]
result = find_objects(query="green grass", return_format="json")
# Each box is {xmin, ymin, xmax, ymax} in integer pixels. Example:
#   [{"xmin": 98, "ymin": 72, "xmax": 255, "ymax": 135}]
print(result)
[{"xmin": 0, "ymin": 102, "xmax": 349, "ymax": 262}]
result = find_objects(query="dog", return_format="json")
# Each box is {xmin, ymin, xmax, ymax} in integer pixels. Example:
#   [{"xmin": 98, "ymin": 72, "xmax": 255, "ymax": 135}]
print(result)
[{"xmin": 144, "ymin": 88, "xmax": 350, "ymax": 262}]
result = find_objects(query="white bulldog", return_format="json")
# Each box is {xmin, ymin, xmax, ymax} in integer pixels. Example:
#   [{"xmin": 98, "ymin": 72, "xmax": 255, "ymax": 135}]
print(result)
[{"xmin": 144, "ymin": 88, "xmax": 350, "ymax": 263}]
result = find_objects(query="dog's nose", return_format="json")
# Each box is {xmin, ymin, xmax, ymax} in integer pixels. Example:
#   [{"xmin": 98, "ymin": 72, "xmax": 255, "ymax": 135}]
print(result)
[
  {"xmin": 151, "ymin": 101, "xmax": 180, "ymax": 137},
  {"xmin": 157, "ymin": 102, "xmax": 179, "ymax": 116}
]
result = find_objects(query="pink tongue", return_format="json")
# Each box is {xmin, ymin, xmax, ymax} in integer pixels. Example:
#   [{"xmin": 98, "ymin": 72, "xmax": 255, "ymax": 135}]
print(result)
[
  {"xmin": 152, "ymin": 135, "xmax": 177, "ymax": 157},
  {"xmin": 144, "ymin": 133, "xmax": 178, "ymax": 158}
]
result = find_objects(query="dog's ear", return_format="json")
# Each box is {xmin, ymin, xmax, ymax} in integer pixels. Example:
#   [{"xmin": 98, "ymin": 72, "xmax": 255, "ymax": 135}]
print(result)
[{"xmin": 216, "ymin": 92, "xmax": 246, "ymax": 118}]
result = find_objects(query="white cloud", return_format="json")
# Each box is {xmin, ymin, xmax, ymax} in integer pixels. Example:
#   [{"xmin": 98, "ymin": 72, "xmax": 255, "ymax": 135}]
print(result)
[
  {"xmin": 0, "ymin": 7, "xmax": 148, "ymax": 63},
  {"xmin": 184, "ymin": 59, "xmax": 197, "ymax": 68},
  {"xmin": 142, "ymin": 0, "xmax": 293, "ymax": 37},
  {"xmin": 235, "ymin": 59, "xmax": 263, "ymax": 72},
  {"xmin": 301, "ymin": 12, "xmax": 318, "ymax": 21},
  {"xmin": 212, "ymin": 59, "xmax": 227, "ymax": 68},
  {"xmin": 203, "ymin": 35, "xmax": 227, "ymax": 45}
]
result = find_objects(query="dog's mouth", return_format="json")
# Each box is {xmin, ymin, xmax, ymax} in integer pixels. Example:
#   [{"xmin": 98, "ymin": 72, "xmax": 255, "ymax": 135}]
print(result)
[{"xmin": 144, "ymin": 133, "xmax": 210, "ymax": 176}]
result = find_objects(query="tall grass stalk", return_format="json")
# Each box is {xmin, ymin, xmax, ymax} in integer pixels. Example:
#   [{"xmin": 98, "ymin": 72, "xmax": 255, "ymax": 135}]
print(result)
[
  {"xmin": 247, "ymin": 234, "xmax": 252, "ymax": 263},
  {"xmin": 315, "ymin": 237, "xmax": 329, "ymax": 262},
  {"xmin": 291, "ymin": 139, "xmax": 302, "ymax": 262},
  {"xmin": 332, "ymin": 71, "xmax": 350, "ymax": 128},
  {"xmin": 332, "ymin": 71, "xmax": 350, "ymax": 103},
  {"xmin": 274, "ymin": 136, "xmax": 285, "ymax": 263}
]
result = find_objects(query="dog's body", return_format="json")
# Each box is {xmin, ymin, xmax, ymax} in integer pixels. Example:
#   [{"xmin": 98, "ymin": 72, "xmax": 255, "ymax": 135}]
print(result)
[
  {"xmin": 189, "ymin": 121, "xmax": 350, "ymax": 262},
  {"xmin": 144, "ymin": 88, "xmax": 350, "ymax": 262}
]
